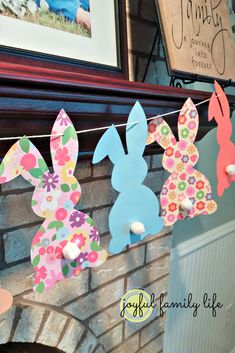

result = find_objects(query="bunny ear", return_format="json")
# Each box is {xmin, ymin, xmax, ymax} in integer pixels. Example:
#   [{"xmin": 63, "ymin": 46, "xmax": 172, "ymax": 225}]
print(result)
[
  {"xmin": 92, "ymin": 125, "xmax": 125, "ymax": 165},
  {"xmin": 0, "ymin": 137, "xmax": 48, "ymax": 187},
  {"xmin": 126, "ymin": 101, "xmax": 147, "ymax": 155},
  {"xmin": 147, "ymin": 116, "xmax": 176, "ymax": 149},
  {"xmin": 178, "ymin": 98, "xmax": 199, "ymax": 143},
  {"xmin": 0, "ymin": 141, "xmax": 22, "ymax": 183},
  {"xmin": 208, "ymin": 81, "xmax": 230, "ymax": 124},
  {"xmin": 50, "ymin": 109, "xmax": 78, "ymax": 175}
]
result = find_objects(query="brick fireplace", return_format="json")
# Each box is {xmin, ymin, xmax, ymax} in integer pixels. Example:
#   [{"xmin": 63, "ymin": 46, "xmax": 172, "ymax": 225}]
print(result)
[{"xmin": 0, "ymin": 158, "xmax": 171, "ymax": 353}]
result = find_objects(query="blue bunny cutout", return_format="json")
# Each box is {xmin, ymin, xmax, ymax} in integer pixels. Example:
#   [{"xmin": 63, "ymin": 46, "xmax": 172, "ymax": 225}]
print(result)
[{"xmin": 93, "ymin": 101, "xmax": 163, "ymax": 254}]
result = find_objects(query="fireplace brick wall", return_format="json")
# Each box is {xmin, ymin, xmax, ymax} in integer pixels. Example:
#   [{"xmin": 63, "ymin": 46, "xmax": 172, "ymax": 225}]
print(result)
[
  {"xmin": 0, "ymin": 156, "xmax": 171, "ymax": 353},
  {"xmin": 126, "ymin": 0, "xmax": 169, "ymax": 85}
]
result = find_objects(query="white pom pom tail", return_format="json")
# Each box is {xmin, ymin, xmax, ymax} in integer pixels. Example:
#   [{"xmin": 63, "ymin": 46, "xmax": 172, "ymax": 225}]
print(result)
[
  {"xmin": 180, "ymin": 198, "xmax": 193, "ymax": 212},
  {"xmin": 130, "ymin": 222, "xmax": 145, "ymax": 235},
  {"xmin": 62, "ymin": 242, "xmax": 81, "ymax": 260},
  {"xmin": 226, "ymin": 164, "xmax": 235, "ymax": 176}
]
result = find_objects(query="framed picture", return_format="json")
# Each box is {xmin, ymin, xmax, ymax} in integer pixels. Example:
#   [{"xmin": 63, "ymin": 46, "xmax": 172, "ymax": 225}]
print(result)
[
  {"xmin": 156, "ymin": 0, "xmax": 235, "ymax": 83},
  {"xmin": 0, "ymin": 0, "xmax": 128, "ymax": 82}
]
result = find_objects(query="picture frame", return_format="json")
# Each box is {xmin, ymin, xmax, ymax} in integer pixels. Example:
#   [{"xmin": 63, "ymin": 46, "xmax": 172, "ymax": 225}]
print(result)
[
  {"xmin": 0, "ymin": 0, "xmax": 128, "ymax": 82},
  {"xmin": 156, "ymin": 0, "xmax": 235, "ymax": 84}
]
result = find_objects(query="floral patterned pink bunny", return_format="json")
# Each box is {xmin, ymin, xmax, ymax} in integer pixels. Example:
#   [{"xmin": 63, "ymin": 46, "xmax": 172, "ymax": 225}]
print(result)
[
  {"xmin": 0, "ymin": 109, "xmax": 107, "ymax": 293},
  {"xmin": 147, "ymin": 98, "xmax": 217, "ymax": 226}
]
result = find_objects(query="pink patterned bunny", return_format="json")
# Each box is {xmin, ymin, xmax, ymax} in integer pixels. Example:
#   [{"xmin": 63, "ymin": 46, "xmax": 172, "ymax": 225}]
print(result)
[
  {"xmin": 147, "ymin": 98, "xmax": 217, "ymax": 226},
  {"xmin": 208, "ymin": 81, "xmax": 235, "ymax": 197},
  {"xmin": 0, "ymin": 110, "xmax": 107, "ymax": 293}
]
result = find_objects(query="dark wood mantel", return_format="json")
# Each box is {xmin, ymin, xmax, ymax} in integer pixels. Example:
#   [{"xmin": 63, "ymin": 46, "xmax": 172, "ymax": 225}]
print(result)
[{"xmin": 0, "ymin": 62, "xmax": 235, "ymax": 161}]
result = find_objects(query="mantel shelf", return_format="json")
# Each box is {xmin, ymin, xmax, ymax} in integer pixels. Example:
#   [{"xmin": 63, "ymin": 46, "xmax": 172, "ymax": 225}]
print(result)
[{"xmin": 0, "ymin": 69, "xmax": 234, "ymax": 161}]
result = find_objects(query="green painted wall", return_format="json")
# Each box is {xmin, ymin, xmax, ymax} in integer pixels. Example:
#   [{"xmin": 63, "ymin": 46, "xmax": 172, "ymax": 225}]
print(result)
[{"xmin": 173, "ymin": 115, "xmax": 235, "ymax": 247}]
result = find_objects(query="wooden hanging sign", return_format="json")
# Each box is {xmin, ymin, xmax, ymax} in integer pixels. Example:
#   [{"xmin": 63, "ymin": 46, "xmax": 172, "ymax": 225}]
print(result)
[{"xmin": 156, "ymin": 0, "xmax": 235, "ymax": 82}]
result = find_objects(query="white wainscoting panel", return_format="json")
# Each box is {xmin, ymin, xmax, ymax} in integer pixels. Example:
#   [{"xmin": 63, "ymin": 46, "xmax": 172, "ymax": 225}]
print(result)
[{"xmin": 164, "ymin": 220, "xmax": 235, "ymax": 353}]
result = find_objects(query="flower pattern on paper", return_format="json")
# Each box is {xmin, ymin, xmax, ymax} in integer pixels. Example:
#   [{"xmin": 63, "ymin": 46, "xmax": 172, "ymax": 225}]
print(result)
[
  {"xmin": 0, "ymin": 109, "xmax": 107, "ymax": 293},
  {"xmin": 147, "ymin": 98, "xmax": 217, "ymax": 226}
]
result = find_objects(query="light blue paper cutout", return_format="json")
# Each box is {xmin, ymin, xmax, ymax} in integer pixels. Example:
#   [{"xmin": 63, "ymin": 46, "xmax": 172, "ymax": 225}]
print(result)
[{"xmin": 93, "ymin": 101, "xmax": 164, "ymax": 254}]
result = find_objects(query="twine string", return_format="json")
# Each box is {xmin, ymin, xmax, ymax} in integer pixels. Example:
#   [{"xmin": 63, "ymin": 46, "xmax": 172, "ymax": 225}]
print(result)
[{"xmin": 0, "ymin": 96, "xmax": 215, "ymax": 141}]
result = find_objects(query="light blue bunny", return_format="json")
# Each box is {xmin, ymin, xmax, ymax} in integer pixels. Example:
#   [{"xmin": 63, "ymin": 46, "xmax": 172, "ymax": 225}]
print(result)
[{"xmin": 92, "ymin": 101, "xmax": 163, "ymax": 254}]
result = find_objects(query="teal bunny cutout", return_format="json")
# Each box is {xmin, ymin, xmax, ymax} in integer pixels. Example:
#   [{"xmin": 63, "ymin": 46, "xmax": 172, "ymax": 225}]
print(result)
[{"xmin": 93, "ymin": 101, "xmax": 164, "ymax": 254}]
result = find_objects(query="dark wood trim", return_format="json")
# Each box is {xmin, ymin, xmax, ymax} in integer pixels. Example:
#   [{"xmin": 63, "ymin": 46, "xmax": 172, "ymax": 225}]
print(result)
[{"xmin": 0, "ymin": 74, "xmax": 234, "ymax": 162}]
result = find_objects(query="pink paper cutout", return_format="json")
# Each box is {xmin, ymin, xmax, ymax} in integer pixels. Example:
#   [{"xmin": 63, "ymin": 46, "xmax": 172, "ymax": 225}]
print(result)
[
  {"xmin": 0, "ymin": 110, "xmax": 107, "ymax": 293},
  {"xmin": 0, "ymin": 288, "xmax": 13, "ymax": 315},
  {"xmin": 208, "ymin": 81, "xmax": 235, "ymax": 197},
  {"xmin": 147, "ymin": 98, "xmax": 217, "ymax": 226}
]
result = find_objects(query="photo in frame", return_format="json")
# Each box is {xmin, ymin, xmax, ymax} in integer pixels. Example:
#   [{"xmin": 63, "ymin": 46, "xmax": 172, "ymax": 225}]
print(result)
[
  {"xmin": 0, "ymin": 0, "xmax": 92, "ymax": 38},
  {"xmin": 0, "ymin": 0, "xmax": 127, "ymax": 78},
  {"xmin": 155, "ymin": 0, "xmax": 235, "ymax": 83}
]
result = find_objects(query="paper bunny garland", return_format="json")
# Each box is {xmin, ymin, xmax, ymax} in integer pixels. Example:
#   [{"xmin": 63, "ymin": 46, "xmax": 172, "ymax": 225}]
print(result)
[
  {"xmin": 0, "ymin": 110, "xmax": 107, "ymax": 293},
  {"xmin": 147, "ymin": 98, "xmax": 217, "ymax": 226},
  {"xmin": 0, "ymin": 93, "xmax": 228, "ymax": 292},
  {"xmin": 92, "ymin": 102, "xmax": 163, "ymax": 254},
  {"xmin": 208, "ymin": 81, "xmax": 235, "ymax": 197}
]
